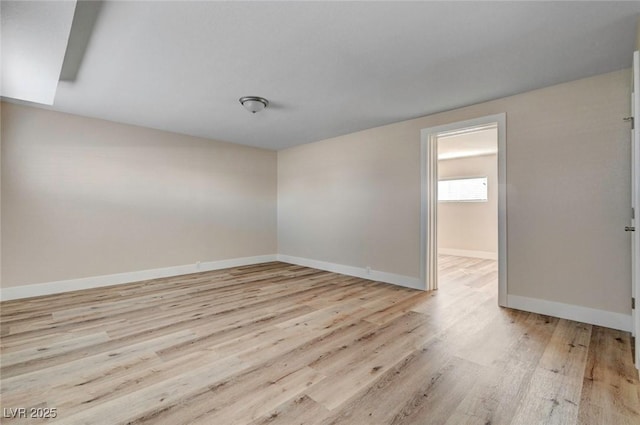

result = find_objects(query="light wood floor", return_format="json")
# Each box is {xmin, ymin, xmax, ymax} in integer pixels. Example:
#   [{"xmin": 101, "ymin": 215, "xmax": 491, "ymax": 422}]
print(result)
[{"xmin": 1, "ymin": 256, "xmax": 639, "ymax": 424}]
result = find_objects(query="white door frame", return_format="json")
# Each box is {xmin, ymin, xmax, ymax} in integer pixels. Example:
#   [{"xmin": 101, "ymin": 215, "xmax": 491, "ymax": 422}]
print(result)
[
  {"xmin": 631, "ymin": 50, "xmax": 639, "ymax": 369},
  {"xmin": 420, "ymin": 113, "xmax": 507, "ymax": 306}
]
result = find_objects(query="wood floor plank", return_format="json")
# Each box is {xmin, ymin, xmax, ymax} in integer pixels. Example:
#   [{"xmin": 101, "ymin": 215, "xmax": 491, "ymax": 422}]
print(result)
[
  {"xmin": 307, "ymin": 311, "xmax": 436, "ymax": 410},
  {"xmin": 510, "ymin": 319, "xmax": 592, "ymax": 425},
  {"xmin": 1, "ymin": 257, "xmax": 638, "ymax": 425},
  {"xmin": 249, "ymin": 394, "xmax": 331, "ymax": 425},
  {"xmin": 1, "ymin": 329, "xmax": 198, "ymax": 399},
  {"xmin": 578, "ymin": 326, "xmax": 640, "ymax": 424},
  {"xmin": 317, "ymin": 337, "xmax": 452, "ymax": 425},
  {"xmin": 388, "ymin": 357, "xmax": 483, "ymax": 425},
  {"xmin": 442, "ymin": 312, "xmax": 560, "ymax": 425},
  {"xmin": 50, "ymin": 355, "xmax": 248, "ymax": 425}
]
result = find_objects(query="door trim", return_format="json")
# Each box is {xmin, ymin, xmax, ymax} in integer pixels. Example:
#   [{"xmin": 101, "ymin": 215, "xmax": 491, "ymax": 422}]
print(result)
[
  {"xmin": 420, "ymin": 113, "xmax": 507, "ymax": 306},
  {"xmin": 631, "ymin": 50, "xmax": 639, "ymax": 368}
]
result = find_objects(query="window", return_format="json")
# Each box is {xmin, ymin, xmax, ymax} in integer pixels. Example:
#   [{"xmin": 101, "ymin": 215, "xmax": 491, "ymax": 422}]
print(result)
[{"xmin": 438, "ymin": 177, "xmax": 488, "ymax": 202}]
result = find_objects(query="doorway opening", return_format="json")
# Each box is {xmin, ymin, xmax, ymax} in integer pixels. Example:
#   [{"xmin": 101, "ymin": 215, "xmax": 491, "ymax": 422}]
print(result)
[{"xmin": 420, "ymin": 114, "xmax": 507, "ymax": 306}]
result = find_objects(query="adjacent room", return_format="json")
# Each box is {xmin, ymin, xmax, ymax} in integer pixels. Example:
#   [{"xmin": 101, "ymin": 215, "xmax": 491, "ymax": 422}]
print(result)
[
  {"xmin": 1, "ymin": 1, "xmax": 640, "ymax": 424},
  {"xmin": 437, "ymin": 124, "xmax": 499, "ymax": 297}
]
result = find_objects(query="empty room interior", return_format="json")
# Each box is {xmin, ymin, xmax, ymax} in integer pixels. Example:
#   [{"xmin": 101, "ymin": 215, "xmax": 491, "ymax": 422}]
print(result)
[
  {"xmin": 2, "ymin": 1, "xmax": 640, "ymax": 424},
  {"xmin": 436, "ymin": 124, "xmax": 499, "ymax": 294}
]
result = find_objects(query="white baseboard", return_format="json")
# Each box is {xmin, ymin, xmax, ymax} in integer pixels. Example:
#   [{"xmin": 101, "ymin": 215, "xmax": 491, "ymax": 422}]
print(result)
[
  {"xmin": 438, "ymin": 248, "xmax": 497, "ymax": 260},
  {"xmin": 507, "ymin": 294, "xmax": 631, "ymax": 332},
  {"xmin": 4, "ymin": 254, "xmax": 630, "ymax": 334},
  {"xmin": 0, "ymin": 255, "xmax": 278, "ymax": 301},
  {"xmin": 277, "ymin": 254, "xmax": 424, "ymax": 290}
]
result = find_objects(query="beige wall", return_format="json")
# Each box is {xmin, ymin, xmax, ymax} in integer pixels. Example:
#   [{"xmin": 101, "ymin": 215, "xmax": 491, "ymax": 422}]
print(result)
[
  {"xmin": 0, "ymin": 103, "xmax": 2, "ymax": 281},
  {"xmin": 278, "ymin": 69, "xmax": 632, "ymax": 315},
  {"xmin": 1, "ymin": 102, "xmax": 277, "ymax": 287},
  {"xmin": 636, "ymin": 16, "xmax": 640, "ymax": 50},
  {"xmin": 438, "ymin": 154, "xmax": 498, "ymax": 255},
  {"xmin": 278, "ymin": 123, "xmax": 420, "ymax": 276}
]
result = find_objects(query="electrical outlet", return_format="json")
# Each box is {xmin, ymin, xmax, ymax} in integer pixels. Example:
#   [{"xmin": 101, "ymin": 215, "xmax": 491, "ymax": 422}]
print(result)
[
  {"xmin": 196, "ymin": 261, "xmax": 201, "ymax": 269},
  {"xmin": 366, "ymin": 266, "xmax": 371, "ymax": 275}
]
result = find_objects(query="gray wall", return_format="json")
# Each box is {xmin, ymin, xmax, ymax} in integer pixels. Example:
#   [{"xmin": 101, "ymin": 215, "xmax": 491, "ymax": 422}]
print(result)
[
  {"xmin": 1, "ymin": 102, "xmax": 277, "ymax": 287},
  {"xmin": 278, "ymin": 69, "xmax": 631, "ymax": 315}
]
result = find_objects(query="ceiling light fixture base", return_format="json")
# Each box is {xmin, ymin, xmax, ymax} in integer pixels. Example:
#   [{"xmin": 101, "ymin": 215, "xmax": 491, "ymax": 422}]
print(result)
[{"xmin": 239, "ymin": 96, "xmax": 269, "ymax": 113}]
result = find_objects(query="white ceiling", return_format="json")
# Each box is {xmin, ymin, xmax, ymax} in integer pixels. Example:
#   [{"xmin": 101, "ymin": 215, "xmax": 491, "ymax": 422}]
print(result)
[
  {"xmin": 438, "ymin": 127, "xmax": 498, "ymax": 161},
  {"xmin": 1, "ymin": 0, "xmax": 76, "ymax": 104},
  {"xmin": 2, "ymin": 1, "xmax": 639, "ymax": 150}
]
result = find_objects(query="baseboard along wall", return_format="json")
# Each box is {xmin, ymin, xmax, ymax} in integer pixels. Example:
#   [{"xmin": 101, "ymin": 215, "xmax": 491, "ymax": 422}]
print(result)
[
  {"xmin": 0, "ymin": 255, "xmax": 278, "ymax": 301},
  {"xmin": 0, "ymin": 254, "xmax": 424, "ymax": 301},
  {"xmin": 507, "ymin": 294, "xmax": 632, "ymax": 332},
  {"xmin": 276, "ymin": 254, "xmax": 424, "ymax": 290},
  {"xmin": 438, "ymin": 248, "xmax": 498, "ymax": 260},
  {"xmin": 1, "ymin": 254, "xmax": 631, "ymax": 333}
]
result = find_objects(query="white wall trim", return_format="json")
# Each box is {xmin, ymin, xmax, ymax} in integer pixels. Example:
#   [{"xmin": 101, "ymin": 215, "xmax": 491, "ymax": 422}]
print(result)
[
  {"xmin": 1, "ymin": 253, "xmax": 425, "ymax": 301},
  {"xmin": 277, "ymin": 254, "xmax": 424, "ymax": 290},
  {"xmin": 508, "ymin": 294, "xmax": 632, "ymax": 332},
  {"xmin": 0, "ymin": 255, "xmax": 278, "ymax": 301},
  {"xmin": 4, "ymin": 254, "xmax": 631, "ymax": 333},
  {"xmin": 438, "ymin": 248, "xmax": 498, "ymax": 260}
]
